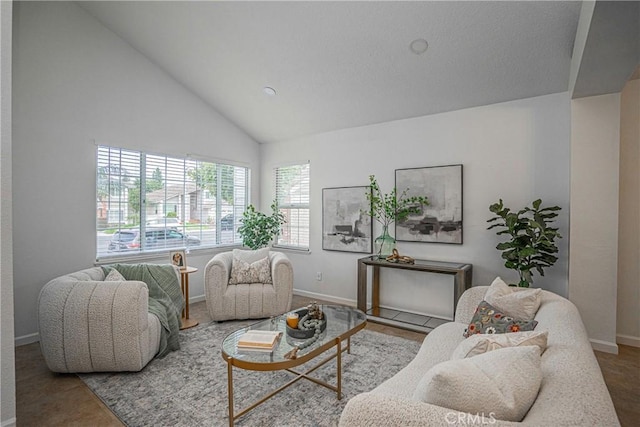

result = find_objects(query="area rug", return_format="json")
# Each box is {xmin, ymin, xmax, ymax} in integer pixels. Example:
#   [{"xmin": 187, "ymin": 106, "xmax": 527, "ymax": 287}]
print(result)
[{"xmin": 79, "ymin": 320, "xmax": 422, "ymax": 427}]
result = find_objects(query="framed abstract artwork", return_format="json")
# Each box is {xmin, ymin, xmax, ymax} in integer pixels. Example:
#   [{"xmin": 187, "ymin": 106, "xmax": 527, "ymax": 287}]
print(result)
[
  {"xmin": 322, "ymin": 186, "xmax": 373, "ymax": 253},
  {"xmin": 395, "ymin": 164, "xmax": 463, "ymax": 244}
]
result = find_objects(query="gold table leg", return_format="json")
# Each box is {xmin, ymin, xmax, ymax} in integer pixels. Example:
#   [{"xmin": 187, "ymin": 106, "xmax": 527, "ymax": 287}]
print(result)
[
  {"xmin": 227, "ymin": 338, "xmax": 351, "ymax": 425},
  {"xmin": 227, "ymin": 357, "xmax": 234, "ymax": 427},
  {"xmin": 336, "ymin": 337, "xmax": 342, "ymax": 399}
]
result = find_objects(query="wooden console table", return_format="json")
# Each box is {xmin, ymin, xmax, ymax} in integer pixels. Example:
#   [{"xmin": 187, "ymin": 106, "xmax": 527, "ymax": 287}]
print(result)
[{"xmin": 357, "ymin": 256, "xmax": 472, "ymax": 333}]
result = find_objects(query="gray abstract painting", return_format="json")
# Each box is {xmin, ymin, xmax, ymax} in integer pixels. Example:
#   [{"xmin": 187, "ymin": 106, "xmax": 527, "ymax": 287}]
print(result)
[
  {"xmin": 322, "ymin": 186, "xmax": 372, "ymax": 253},
  {"xmin": 395, "ymin": 165, "xmax": 463, "ymax": 244}
]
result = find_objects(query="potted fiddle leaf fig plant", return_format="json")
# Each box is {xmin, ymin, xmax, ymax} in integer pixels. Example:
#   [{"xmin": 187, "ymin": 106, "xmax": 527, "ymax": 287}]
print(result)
[
  {"xmin": 487, "ymin": 198, "xmax": 562, "ymax": 287},
  {"xmin": 365, "ymin": 175, "xmax": 429, "ymax": 258},
  {"xmin": 237, "ymin": 201, "xmax": 286, "ymax": 250}
]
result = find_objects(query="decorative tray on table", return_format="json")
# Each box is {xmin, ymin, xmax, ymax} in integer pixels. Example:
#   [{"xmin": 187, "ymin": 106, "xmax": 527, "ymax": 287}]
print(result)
[{"xmin": 285, "ymin": 305, "xmax": 327, "ymax": 339}]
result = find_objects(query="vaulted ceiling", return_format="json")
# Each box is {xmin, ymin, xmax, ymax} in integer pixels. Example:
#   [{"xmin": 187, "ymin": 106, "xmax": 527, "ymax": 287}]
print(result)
[{"xmin": 78, "ymin": 1, "xmax": 638, "ymax": 144}]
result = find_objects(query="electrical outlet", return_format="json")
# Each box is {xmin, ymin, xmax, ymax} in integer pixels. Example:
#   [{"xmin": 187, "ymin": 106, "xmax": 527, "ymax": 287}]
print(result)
[{"xmin": 316, "ymin": 272, "xmax": 322, "ymax": 281}]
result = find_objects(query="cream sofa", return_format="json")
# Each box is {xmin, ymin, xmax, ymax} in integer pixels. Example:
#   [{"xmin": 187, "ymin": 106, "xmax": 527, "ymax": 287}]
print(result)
[
  {"xmin": 38, "ymin": 266, "xmax": 166, "ymax": 373},
  {"xmin": 340, "ymin": 286, "xmax": 620, "ymax": 426}
]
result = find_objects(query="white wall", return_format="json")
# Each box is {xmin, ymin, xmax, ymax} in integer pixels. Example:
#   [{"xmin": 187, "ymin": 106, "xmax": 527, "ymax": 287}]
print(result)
[
  {"xmin": 1, "ymin": 0, "xmax": 16, "ymax": 424},
  {"xmin": 261, "ymin": 93, "xmax": 571, "ymax": 318},
  {"xmin": 12, "ymin": 1, "xmax": 260, "ymax": 342},
  {"xmin": 570, "ymin": 93, "xmax": 620, "ymax": 354},
  {"xmin": 617, "ymin": 78, "xmax": 640, "ymax": 347}
]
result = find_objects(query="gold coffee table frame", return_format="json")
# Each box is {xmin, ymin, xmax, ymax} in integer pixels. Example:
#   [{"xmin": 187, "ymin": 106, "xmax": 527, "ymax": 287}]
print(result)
[{"xmin": 221, "ymin": 305, "xmax": 367, "ymax": 426}]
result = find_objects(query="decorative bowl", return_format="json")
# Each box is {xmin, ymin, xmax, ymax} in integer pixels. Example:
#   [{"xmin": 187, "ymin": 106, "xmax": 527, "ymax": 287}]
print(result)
[{"xmin": 285, "ymin": 308, "xmax": 327, "ymax": 339}]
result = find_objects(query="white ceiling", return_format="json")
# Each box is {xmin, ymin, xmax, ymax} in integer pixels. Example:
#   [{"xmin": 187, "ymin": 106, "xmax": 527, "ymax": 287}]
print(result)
[{"xmin": 78, "ymin": 1, "xmax": 584, "ymax": 143}]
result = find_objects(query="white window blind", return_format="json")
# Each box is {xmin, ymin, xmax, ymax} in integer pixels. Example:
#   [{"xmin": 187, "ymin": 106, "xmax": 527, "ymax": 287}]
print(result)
[
  {"xmin": 96, "ymin": 146, "xmax": 248, "ymax": 259},
  {"xmin": 274, "ymin": 163, "xmax": 310, "ymax": 250}
]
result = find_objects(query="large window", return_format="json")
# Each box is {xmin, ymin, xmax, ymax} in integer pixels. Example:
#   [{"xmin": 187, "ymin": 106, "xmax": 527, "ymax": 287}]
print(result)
[
  {"xmin": 96, "ymin": 146, "xmax": 248, "ymax": 259},
  {"xmin": 274, "ymin": 163, "xmax": 310, "ymax": 250}
]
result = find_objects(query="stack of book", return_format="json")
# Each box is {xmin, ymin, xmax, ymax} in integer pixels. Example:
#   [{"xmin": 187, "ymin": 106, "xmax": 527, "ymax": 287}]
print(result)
[{"xmin": 237, "ymin": 330, "xmax": 282, "ymax": 352}]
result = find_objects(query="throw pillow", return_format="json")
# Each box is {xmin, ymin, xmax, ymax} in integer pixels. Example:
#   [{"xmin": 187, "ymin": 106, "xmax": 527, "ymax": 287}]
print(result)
[
  {"xmin": 229, "ymin": 256, "xmax": 272, "ymax": 285},
  {"xmin": 485, "ymin": 276, "xmax": 542, "ymax": 321},
  {"xmin": 232, "ymin": 247, "xmax": 270, "ymax": 264},
  {"xmin": 413, "ymin": 346, "xmax": 543, "ymax": 422},
  {"xmin": 104, "ymin": 268, "xmax": 126, "ymax": 282},
  {"xmin": 452, "ymin": 330, "xmax": 548, "ymax": 359},
  {"xmin": 464, "ymin": 300, "xmax": 538, "ymax": 338}
]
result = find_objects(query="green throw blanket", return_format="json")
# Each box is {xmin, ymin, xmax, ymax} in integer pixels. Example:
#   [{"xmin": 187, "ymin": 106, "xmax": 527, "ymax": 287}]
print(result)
[{"xmin": 103, "ymin": 264, "xmax": 184, "ymax": 358}]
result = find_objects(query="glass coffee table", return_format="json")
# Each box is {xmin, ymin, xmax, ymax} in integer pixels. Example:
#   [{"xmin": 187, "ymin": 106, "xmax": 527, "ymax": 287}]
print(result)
[{"xmin": 221, "ymin": 304, "xmax": 367, "ymax": 426}]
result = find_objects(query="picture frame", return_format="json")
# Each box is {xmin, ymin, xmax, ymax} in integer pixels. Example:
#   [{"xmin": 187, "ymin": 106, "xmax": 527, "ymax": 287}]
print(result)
[
  {"xmin": 395, "ymin": 164, "xmax": 463, "ymax": 244},
  {"xmin": 322, "ymin": 186, "xmax": 373, "ymax": 253},
  {"xmin": 170, "ymin": 249, "xmax": 187, "ymax": 269}
]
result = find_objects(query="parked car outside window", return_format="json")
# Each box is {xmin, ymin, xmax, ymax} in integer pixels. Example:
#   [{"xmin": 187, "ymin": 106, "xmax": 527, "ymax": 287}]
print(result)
[
  {"xmin": 108, "ymin": 230, "xmax": 137, "ymax": 252},
  {"xmin": 221, "ymin": 214, "xmax": 234, "ymax": 231},
  {"xmin": 108, "ymin": 228, "xmax": 200, "ymax": 252}
]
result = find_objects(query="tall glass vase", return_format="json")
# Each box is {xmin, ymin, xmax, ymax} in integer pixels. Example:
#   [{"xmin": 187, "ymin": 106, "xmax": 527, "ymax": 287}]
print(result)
[{"xmin": 375, "ymin": 225, "xmax": 396, "ymax": 259}]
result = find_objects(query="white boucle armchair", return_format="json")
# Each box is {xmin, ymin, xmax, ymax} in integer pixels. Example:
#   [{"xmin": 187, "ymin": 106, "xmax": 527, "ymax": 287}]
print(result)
[
  {"xmin": 38, "ymin": 267, "xmax": 162, "ymax": 373},
  {"xmin": 204, "ymin": 250, "xmax": 293, "ymax": 321}
]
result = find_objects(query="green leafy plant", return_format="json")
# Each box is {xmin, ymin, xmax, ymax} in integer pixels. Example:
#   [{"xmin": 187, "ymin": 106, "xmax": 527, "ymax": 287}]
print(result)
[
  {"xmin": 365, "ymin": 175, "xmax": 429, "ymax": 229},
  {"xmin": 238, "ymin": 201, "xmax": 286, "ymax": 250},
  {"xmin": 487, "ymin": 199, "xmax": 562, "ymax": 287}
]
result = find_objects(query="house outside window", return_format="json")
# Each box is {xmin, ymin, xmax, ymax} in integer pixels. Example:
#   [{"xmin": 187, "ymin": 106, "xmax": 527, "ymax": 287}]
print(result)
[
  {"xmin": 96, "ymin": 146, "xmax": 248, "ymax": 259},
  {"xmin": 274, "ymin": 162, "xmax": 310, "ymax": 250}
]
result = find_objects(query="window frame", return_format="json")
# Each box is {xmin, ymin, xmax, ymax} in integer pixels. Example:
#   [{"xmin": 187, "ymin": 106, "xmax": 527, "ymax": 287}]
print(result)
[
  {"xmin": 273, "ymin": 162, "xmax": 310, "ymax": 251},
  {"xmin": 96, "ymin": 145, "xmax": 249, "ymax": 261}
]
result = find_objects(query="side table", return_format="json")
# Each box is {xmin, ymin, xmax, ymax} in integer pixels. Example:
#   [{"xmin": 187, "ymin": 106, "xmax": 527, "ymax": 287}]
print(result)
[{"xmin": 179, "ymin": 266, "xmax": 199, "ymax": 330}]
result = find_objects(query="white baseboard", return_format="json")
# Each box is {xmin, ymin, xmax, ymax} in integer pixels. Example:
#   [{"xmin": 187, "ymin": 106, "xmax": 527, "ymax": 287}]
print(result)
[
  {"xmin": 293, "ymin": 289, "xmax": 356, "ymax": 307},
  {"xmin": 616, "ymin": 334, "xmax": 640, "ymax": 348},
  {"xmin": 590, "ymin": 338, "xmax": 619, "ymax": 354},
  {"xmin": 1, "ymin": 417, "xmax": 16, "ymax": 427},
  {"xmin": 190, "ymin": 295, "xmax": 205, "ymax": 304},
  {"xmin": 15, "ymin": 332, "xmax": 39, "ymax": 347}
]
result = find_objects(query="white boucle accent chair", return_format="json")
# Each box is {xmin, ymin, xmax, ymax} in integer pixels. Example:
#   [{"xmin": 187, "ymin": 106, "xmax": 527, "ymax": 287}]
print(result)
[
  {"xmin": 339, "ymin": 286, "xmax": 620, "ymax": 426},
  {"xmin": 38, "ymin": 267, "xmax": 163, "ymax": 373},
  {"xmin": 204, "ymin": 250, "xmax": 293, "ymax": 321}
]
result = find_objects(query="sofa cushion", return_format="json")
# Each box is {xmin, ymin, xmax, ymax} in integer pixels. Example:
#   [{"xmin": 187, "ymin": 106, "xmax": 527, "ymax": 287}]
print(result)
[
  {"xmin": 452, "ymin": 330, "xmax": 548, "ymax": 359},
  {"xmin": 229, "ymin": 256, "xmax": 272, "ymax": 285},
  {"xmin": 104, "ymin": 268, "xmax": 126, "ymax": 281},
  {"xmin": 372, "ymin": 322, "xmax": 468, "ymax": 399},
  {"xmin": 413, "ymin": 346, "xmax": 543, "ymax": 422},
  {"xmin": 464, "ymin": 300, "xmax": 538, "ymax": 337},
  {"xmin": 485, "ymin": 277, "xmax": 541, "ymax": 321}
]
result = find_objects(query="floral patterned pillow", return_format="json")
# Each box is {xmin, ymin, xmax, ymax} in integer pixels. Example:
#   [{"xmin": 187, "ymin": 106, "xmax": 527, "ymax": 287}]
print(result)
[
  {"xmin": 229, "ymin": 256, "xmax": 272, "ymax": 285},
  {"xmin": 464, "ymin": 300, "xmax": 538, "ymax": 338}
]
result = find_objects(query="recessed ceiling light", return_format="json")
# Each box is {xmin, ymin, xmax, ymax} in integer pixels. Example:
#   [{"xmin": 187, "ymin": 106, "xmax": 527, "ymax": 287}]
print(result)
[
  {"xmin": 409, "ymin": 39, "xmax": 429, "ymax": 55},
  {"xmin": 263, "ymin": 86, "xmax": 277, "ymax": 96}
]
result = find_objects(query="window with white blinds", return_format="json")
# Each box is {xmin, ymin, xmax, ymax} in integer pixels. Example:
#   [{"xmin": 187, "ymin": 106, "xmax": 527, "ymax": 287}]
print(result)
[
  {"xmin": 96, "ymin": 146, "xmax": 248, "ymax": 259},
  {"xmin": 274, "ymin": 163, "xmax": 310, "ymax": 250}
]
